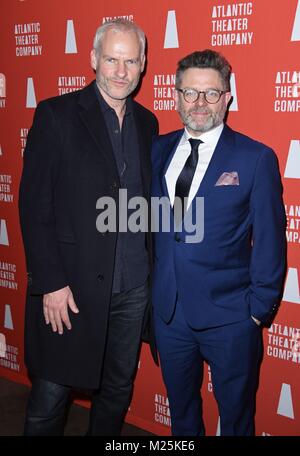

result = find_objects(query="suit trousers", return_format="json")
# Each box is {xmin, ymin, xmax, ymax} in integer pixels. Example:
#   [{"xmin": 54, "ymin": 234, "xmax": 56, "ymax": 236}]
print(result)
[
  {"xmin": 154, "ymin": 299, "xmax": 263, "ymax": 436},
  {"xmin": 24, "ymin": 282, "xmax": 148, "ymax": 436}
]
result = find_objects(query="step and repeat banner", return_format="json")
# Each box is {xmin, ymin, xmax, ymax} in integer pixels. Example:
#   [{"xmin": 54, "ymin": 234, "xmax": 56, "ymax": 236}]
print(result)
[{"xmin": 0, "ymin": 0, "xmax": 300, "ymax": 436}]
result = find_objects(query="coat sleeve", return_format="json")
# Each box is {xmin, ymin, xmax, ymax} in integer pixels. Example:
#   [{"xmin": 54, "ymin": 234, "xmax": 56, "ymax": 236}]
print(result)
[
  {"xmin": 19, "ymin": 100, "xmax": 68, "ymax": 295},
  {"xmin": 248, "ymin": 147, "xmax": 287, "ymax": 323}
]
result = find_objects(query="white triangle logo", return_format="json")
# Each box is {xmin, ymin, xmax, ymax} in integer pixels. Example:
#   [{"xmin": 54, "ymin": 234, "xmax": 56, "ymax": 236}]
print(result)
[
  {"xmin": 216, "ymin": 416, "xmax": 221, "ymax": 436},
  {"xmin": 283, "ymin": 268, "xmax": 300, "ymax": 304},
  {"xmin": 291, "ymin": 0, "xmax": 300, "ymax": 41},
  {"xmin": 4, "ymin": 304, "xmax": 14, "ymax": 330},
  {"xmin": 26, "ymin": 77, "xmax": 37, "ymax": 108},
  {"xmin": 277, "ymin": 383, "xmax": 294, "ymax": 419},
  {"xmin": 0, "ymin": 333, "xmax": 6, "ymax": 358},
  {"xmin": 275, "ymin": 72, "xmax": 281, "ymax": 84},
  {"xmin": 0, "ymin": 73, "xmax": 6, "ymax": 98},
  {"xmin": 0, "ymin": 219, "xmax": 9, "ymax": 246},
  {"xmin": 65, "ymin": 20, "xmax": 78, "ymax": 54},
  {"xmin": 292, "ymin": 71, "xmax": 300, "ymax": 83},
  {"xmin": 284, "ymin": 140, "xmax": 300, "ymax": 179},
  {"xmin": 164, "ymin": 11, "xmax": 179, "ymax": 49},
  {"xmin": 229, "ymin": 73, "xmax": 238, "ymax": 111}
]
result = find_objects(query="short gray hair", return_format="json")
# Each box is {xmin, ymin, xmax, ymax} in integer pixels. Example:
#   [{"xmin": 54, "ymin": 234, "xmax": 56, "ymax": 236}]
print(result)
[{"xmin": 93, "ymin": 19, "xmax": 146, "ymax": 57}]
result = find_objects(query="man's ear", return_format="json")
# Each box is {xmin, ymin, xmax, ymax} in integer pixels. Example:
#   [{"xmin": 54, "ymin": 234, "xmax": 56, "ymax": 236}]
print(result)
[
  {"xmin": 173, "ymin": 88, "xmax": 179, "ymax": 110},
  {"xmin": 90, "ymin": 49, "xmax": 97, "ymax": 71},
  {"xmin": 140, "ymin": 54, "xmax": 145, "ymax": 72},
  {"xmin": 225, "ymin": 91, "xmax": 232, "ymax": 107}
]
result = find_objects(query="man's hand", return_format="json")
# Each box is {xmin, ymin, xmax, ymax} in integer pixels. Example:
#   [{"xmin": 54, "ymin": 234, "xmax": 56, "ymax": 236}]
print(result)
[{"xmin": 43, "ymin": 286, "xmax": 79, "ymax": 334}]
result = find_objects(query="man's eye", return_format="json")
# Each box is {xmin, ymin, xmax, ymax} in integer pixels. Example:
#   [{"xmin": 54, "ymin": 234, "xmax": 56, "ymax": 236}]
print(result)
[
  {"xmin": 185, "ymin": 90, "xmax": 196, "ymax": 97},
  {"xmin": 207, "ymin": 90, "xmax": 219, "ymax": 97}
]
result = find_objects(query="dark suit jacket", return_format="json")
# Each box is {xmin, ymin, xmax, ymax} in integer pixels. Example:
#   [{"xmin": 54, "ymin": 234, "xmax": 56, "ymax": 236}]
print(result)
[
  {"xmin": 19, "ymin": 81, "xmax": 158, "ymax": 388},
  {"xmin": 151, "ymin": 125, "xmax": 286, "ymax": 329}
]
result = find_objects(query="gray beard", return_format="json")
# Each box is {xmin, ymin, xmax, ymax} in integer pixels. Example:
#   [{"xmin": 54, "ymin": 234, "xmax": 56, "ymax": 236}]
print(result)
[{"xmin": 180, "ymin": 111, "xmax": 222, "ymax": 133}]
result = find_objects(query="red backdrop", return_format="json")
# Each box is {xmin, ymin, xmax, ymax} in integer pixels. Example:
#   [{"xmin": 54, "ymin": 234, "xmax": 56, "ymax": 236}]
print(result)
[{"xmin": 0, "ymin": 0, "xmax": 299, "ymax": 436}]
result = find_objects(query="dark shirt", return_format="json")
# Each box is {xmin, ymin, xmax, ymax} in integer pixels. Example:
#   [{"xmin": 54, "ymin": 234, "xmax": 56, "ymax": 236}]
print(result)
[{"xmin": 94, "ymin": 82, "xmax": 149, "ymax": 293}]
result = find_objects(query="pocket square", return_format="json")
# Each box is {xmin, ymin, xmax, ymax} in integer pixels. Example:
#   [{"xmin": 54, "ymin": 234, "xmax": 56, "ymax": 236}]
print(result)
[{"xmin": 215, "ymin": 171, "xmax": 239, "ymax": 186}]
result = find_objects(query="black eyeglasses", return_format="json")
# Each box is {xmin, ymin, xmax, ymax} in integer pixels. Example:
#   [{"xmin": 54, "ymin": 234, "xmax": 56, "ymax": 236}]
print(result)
[{"xmin": 176, "ymin": 88, "xmax": 227, "ymax": 104}]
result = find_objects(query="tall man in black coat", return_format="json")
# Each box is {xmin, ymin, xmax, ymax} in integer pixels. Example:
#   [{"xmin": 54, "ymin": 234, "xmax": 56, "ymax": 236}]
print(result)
[{"xmin": 19, "ymin": 19, "xmax": 158, "ymax": 436}]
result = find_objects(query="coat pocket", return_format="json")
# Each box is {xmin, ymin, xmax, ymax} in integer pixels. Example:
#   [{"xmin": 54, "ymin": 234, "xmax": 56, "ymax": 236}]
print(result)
[{"xmin": 57, "ymin": 233, "xmax": 77, "ymax": 244}]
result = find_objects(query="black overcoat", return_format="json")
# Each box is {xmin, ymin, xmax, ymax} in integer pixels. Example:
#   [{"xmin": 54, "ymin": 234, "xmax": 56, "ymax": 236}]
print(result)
[{"xmin": 19, "ymin": 82, "xmax": 158, "ymax": 388}]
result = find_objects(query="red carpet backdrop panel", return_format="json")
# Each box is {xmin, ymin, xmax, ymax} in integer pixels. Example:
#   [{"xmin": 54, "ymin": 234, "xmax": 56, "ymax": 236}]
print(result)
[{"xmin": 0, "ymin": 0, "xmax": 299, "ymax": 436}]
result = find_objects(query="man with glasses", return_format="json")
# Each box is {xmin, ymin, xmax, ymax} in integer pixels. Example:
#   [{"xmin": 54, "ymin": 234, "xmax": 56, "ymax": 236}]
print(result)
[{"xmin": 151, "ymin": 49, "xmax": 286, "ymax": 435}]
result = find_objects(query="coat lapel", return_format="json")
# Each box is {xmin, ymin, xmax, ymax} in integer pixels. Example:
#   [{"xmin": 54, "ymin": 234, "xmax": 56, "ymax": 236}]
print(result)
[
  {"xmin": 195, "ymin": 124, "xmax": 236, "ymax": 197},
  {"xmin": 77, "ymin": 82, "xmax": 120, "ymax": 183}
]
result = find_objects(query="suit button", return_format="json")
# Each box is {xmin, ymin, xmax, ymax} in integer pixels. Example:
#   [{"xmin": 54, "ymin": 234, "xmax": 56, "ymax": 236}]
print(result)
[
  {"xmin": 110, "ymin": 182, "xmax": 117, "ymax": 189},
  {"xmin": 97, "ymin": 274, "xmax": 104, "ymax": 281}
]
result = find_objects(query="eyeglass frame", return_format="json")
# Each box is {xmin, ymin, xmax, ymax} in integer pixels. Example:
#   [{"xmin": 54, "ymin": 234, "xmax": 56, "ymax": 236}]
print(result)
[{"xmin": 176, "ymin": 87, "xmax": 228, "ymax": 104}]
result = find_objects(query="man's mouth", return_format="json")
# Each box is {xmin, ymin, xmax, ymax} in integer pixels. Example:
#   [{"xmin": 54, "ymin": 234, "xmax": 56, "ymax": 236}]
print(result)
[
  {"xmin": 190, "ymin": 110, "xmax": 210, "ymax": 117},
  {"xmin": 111, "ymin": 80, "xmax": 128, "ymax": 87}
]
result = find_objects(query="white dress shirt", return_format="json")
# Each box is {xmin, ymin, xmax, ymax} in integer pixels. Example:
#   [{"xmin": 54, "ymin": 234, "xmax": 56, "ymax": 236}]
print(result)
[{"xmin": 165, "ymin": 123, "xmax": 224, "ymax": 208}]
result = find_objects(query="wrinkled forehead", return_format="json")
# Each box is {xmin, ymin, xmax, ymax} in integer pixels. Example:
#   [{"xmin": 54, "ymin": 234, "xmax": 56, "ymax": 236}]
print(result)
[{"xmin": 99, "ymin": 28, "xmax": 142, "ymax": 56}]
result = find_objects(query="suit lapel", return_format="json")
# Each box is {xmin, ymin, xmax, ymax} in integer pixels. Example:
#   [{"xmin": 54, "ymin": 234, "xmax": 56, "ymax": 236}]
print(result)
[
  {"xmin": 196, "ymin": 124, "xmax": 236, "ymax": 197},
  {"xmin": 78, "ymin": 82, "xmax": 120, "ymax": 183}
]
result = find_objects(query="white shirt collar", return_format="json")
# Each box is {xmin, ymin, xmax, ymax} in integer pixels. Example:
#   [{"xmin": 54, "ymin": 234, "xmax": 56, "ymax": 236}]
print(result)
[{"xmin": 180, "ymin": 123, "xmax": 224, "ymax": 150}]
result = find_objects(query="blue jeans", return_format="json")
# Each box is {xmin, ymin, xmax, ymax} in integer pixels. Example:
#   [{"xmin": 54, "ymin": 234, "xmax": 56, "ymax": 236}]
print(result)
[{"xmin": 24, "ymin": 282, "xmax": 148, "ymax": 436}]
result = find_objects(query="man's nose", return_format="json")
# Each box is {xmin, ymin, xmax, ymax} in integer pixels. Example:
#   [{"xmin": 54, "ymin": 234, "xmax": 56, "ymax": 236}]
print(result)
[
  {"xmin": 116, "ymin": 61, "xmax": 127, "ymax": 78},
  {"xmin": 194, "ymin": 92, "xmax": 207, "ymax": 106}
]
